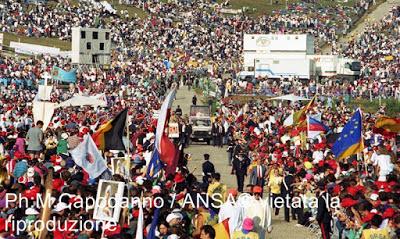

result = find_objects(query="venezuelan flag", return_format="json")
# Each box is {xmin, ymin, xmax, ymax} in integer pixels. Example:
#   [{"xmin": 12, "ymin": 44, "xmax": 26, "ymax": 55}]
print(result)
[
  {"xmin": 375, "ymin": 116, "xmax": 400, "ymax": 133},
  {"xmin": 92, "ymin": 108, "xmax": 128, "ymax": 151},
  {"xmin": 332, "ymin": 109, "xmax": 364, "ymax": 160}
]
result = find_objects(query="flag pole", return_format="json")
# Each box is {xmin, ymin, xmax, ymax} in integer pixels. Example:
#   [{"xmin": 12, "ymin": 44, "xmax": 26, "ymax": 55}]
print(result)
[
  {"xmin": 358, "ymin": 108, "xmax": 367, "ymax": 177},
  {"xmin": 101, "ymin": 223, "xmax": 106, "ymax": 239},
  {"xmin": 38, "ymin": 168, "xmax": 53, "ymax": 239},
  {"xmin": 306, "ymin": 115, "xmax": 310, "ymax": 139},
  {"xmin": 126, "ymin": 110, "xmax": 130, "ymax": 156},
  {"xmin": 125, "ymin": 110, "xmax": 131, "ymax": 226}
]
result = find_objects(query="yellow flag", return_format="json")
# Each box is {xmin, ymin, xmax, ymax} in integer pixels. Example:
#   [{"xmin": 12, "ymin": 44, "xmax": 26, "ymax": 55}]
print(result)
[
  {"xmin": 213, "ymin": 221, "xmax": 230, "ymax": 239},
  {"xmin": 293, "ymin": 95, "xmax": 316, "ymax": 125}
]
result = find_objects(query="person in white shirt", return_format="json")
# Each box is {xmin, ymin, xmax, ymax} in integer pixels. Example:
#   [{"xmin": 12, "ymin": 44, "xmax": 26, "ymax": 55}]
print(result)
[
  {"xmin": 374, "ymin": 146, "xmax": 394, "ymax": 181},
  {"xmin": 312, "ymin": 149, "xmax": 324, "ymax": 164}
]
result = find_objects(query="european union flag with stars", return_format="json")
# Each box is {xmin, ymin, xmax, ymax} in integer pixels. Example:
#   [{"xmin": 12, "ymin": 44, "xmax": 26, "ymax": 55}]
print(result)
[{"xmin": 332, "ymin": 109, "xmax": 364, "ymax": 160}]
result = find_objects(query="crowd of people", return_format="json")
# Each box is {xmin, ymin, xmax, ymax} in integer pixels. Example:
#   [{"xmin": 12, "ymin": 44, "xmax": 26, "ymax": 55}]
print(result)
[
  {"xmin": 227, "ymin": 6, "xmax": 400, "ymax": 100},
  {"xmin": 210, "ymin": 93, "xmax": 400, "ymax": 239},
  {"xmin": 0, "ymin": 0, "xmax": 398, "ymax": 239},
  {"xmin": 2, "ymin": 0, "xmax": 398, "ymax": 102},
  {"xmin": 0, "ymin": 0, "xmax": 379, "ymax": 76},
  {"xmin": 340, "ymin": 6, "xmax": 400, "ymax": 100}
]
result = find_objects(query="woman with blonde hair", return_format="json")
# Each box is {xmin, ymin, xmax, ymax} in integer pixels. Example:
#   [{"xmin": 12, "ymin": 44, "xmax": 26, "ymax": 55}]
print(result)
[{"xmin": 268, "ymin": 165, "xmax": 283, "ymax": 216}]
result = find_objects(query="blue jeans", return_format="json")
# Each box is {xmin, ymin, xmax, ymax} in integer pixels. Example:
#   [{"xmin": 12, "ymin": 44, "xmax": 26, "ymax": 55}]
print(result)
[{"xmin": 336, "ymin": 219, "xmax": 345, "ymax": 239}]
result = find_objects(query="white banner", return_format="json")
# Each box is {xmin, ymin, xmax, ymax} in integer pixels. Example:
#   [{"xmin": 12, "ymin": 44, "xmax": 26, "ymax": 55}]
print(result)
[
  {"xmin": 10, "ymin": 42, "xmax": 69, "ymax": 57},
  {"xmin": 38, "ymin": 85, "xmax": 53, "ymax": 101},
  {"xmin": 219, "ymin": 8, "xmax": 243, "ymax": 14},
  {"xmin": 32, "ymin": 101, "xmax": 56, "ymax": 131}
]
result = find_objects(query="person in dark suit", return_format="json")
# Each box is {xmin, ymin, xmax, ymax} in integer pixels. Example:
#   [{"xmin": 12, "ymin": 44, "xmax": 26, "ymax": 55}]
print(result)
[
  {"xmin": 175, "ymin": 105, "xmax": 182, "ymax": 117},
  {"xmin": 316, "ymin": 181, "xmax": 332, "ymax": 239},
  {"xmin": 202, "ymin": 153, "xmax": 215, "ymax": 185},
  {"xmin": 192, "ymin": 95, "xmax": 197, "ymax": 105},
  {"xmin": 185, "ymin": 122, "xmax": 192, "ymax": 147},
  {"xmin": 231, "ymin": 152, "xmax": 250, "ymax": 193},
  {"xmin": 281, "ymin": 167, "xmax": 295, "ymax": 222},
  {"xmin": 249, "ymin": 158, "xmax": 267, "ymax": 196},
  {"xmin": 216, "ymin": 123, "xmax": 224, "ymax": 148},
  {"xmin": 211, "ymin": 122, "xmax": 219, "ymax": 147},
  {"xmin": 226, "ymin": 137, "xmax": 235, "ymax": 166}
]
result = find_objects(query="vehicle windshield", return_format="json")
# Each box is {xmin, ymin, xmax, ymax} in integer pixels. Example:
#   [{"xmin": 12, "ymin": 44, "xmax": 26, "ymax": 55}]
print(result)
[
  {"xmin": 192, "ymin": 119, "xmax": 211, "ymax": 127},
  {"xmin": 351, "ymin": 61, "xmax": 361, "ymax": 71}
]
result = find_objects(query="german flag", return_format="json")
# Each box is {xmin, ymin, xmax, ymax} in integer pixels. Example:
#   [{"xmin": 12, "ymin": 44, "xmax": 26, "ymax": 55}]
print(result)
[
  {"xmin": 92, "ymin": 108, "xmax": 128, "ymax": 151},
  {"xmin": 375, "ymin": 116, "xmax": 400, "ymax": 133}
]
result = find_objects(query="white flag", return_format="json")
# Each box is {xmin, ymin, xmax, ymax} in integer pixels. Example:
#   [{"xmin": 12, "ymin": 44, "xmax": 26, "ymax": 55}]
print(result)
[
  {"xmin": 69, "ymin": 134, "xmax": 107, "ymax": 179},
  {"xmin": 155, "ymin": 89, "xmax": 176, "ymax": 152},
  {"xmin": 283, "ymin": 113, "xmax": 294, "ymax": 126}
]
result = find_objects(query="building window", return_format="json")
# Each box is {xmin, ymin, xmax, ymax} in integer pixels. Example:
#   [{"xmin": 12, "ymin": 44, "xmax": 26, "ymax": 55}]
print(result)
[
  {"xmin": 105, "ymin": 32, "xmax": 110, "ymax": 40},
  {"xmin": 93, "ymin": 32, "xmax": 98, "ymax": 39},
  {"xmin": 100, "ymin": 43, "xmax": 104, "ymax": 51},
  {"xmin": 87, "ymin": 42, "xmax": 91, "ymax": 50},
  {"xmin": 81, "ymin": 31, "xmax": 86, "ymax": 39}
]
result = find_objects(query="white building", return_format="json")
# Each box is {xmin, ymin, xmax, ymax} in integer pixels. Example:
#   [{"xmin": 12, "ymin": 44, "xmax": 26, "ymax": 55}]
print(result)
[
  {"xmin": 243, "ymin": 34, "xmax": 314, "ymax": 55},
  {"xmin": 71, "ymin": 27, "xmax": 111, "ymax": 65},
  {"xmin": 243, "ymin": 34, "xmax": 315, "ymax": 72}
]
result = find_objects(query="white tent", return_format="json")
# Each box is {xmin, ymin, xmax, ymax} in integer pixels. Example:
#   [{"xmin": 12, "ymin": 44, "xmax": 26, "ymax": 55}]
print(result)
[
  {"xmin": 55, "ymin": 95, "xmax": 107, "ymax": 108},
  {"xmin": 270, "ymin": 94, "xmax": 309, "ymax": 102}
]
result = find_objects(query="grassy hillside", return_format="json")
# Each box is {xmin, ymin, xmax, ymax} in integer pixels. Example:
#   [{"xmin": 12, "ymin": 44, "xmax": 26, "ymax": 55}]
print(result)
[
  {"xmin": 1, "ymin": 0, "xmax": 149, "ymax": 51},
  {"xmin": 348, "ymin": 98, "xmax": 400, "ymax": 117},
  {"xmin": 113, "ymin": 3, "xmax": 148, "ymax": 19},
  {"xmin": 217, "ymin": 0, "xmax": 358, "ymax": 16}
]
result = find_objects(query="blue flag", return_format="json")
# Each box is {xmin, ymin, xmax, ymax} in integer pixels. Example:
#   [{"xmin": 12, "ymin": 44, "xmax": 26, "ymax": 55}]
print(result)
[
  {"xmin": 146, "ymin": 150, "xmax": 164, "ymax": 179},
  {"xmin": 52, "ymin": 66, "xmax": 77, "ymax": 83},
  {"xmin": 332, "ymin": 109, "xmax": 364, "ymax": 160},
  {"xmin": 147, "ymin": 208, "xmax": 160, "ymax": 239}
]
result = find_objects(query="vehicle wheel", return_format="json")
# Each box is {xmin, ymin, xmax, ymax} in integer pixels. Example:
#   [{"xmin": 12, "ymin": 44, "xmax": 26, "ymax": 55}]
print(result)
[{"xmin": 206, "ymin": 140, "xmax": 211, "ymax": 145}]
